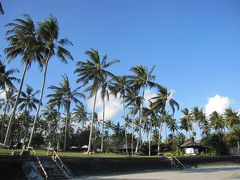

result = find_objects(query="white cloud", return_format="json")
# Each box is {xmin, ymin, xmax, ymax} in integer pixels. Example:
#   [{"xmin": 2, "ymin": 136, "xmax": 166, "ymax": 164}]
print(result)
[
  {"xmin": 144, "ymin": 89, "xmax": 157, "ymax": 107},
  {"xmin": 205, "ymin": 95, "xmax": 231, "ymax": 116},
  {"xmin": 87, "ymin": 90, "xmax": 123, "ymax": 121}
]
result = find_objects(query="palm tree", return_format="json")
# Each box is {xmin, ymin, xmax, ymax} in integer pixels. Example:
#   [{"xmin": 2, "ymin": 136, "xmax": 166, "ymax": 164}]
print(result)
[
  {"xmin": 42, "ymin": 106, "xmax": 59, "ymax": 146},
  {"xmin": 180, "ymin": 108, "xmax": 193, "ymax": 138},
  {"xmin": 18, "ymin": 85, "xmax": 40, "ymax": 113},
  {"xmin": 0, "ymin": 89, "xmax": 15, "ymax": 142},
  {"xmin": 150, "ymin": 86, "xmax": 179, "ymax": 154},
  {"xmin": 47, "ymin": 75, "xmax": 84, "ymax": 151},
  {"xmin": 0, "ymin": 59, "xmax": 19, "ymax": 91},
  {"xmin": 75, "ymin": 49, "xmax": 119, "ymax": 153},
  {"xmin": 210, "ymin": 111, "xmax": 225, "ymax": 133},
  {"xmin": 4, "ymin": 15, "xmax": 42, "ymax": 145},
  {"xmin": 73, "ymin": 104, "xmax": 88, "ymax": 130},
  {"xmin": 165, "ymin": 114, "xmax": 178, "ymax": 136},
  {"xmin": 143, "ymin": 102, "xmax": 159, "ymax": 156},
  {"xmin": 129, "ymin": 65, "xmax": 159, "ymax": 153},
  {"xmin": 29, "ymin": 15, "xmax": 73, "ymax": 148},
  {"xmin": 109, "ymin": 75, "xmax": 129, "ymax": 154},
  {"xmin": 18, "ymin": 85, "xmax": 39, "ymax": 142},
  {"xmin": 224, "ymin": 108, "xmax": 240, "ymax": 129},
  {"xmin": 100, "ymin": 79, "xmax": 110, "ymax": 152},
  {"xmin": 191, "ymin": 107, "xmax": 209, "ymax": 137}
]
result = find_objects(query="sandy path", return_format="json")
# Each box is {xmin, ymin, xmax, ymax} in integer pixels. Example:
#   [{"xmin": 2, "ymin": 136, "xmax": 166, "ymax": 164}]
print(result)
[{"xmin": 76, "ymin": 164, "xmax": 240, "ymax": 180}]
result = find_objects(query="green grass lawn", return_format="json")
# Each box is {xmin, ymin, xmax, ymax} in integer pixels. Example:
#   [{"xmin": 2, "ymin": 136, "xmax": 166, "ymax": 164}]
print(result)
[{"xmin": 0, "ymin": 148, "xmax": 151, "ymax": 158}]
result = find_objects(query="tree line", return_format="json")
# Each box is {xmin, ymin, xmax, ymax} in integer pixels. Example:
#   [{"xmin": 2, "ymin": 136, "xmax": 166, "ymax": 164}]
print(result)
[{"xmin": 0, "ymin": 15, "xmax": 240, "ymax": 155}]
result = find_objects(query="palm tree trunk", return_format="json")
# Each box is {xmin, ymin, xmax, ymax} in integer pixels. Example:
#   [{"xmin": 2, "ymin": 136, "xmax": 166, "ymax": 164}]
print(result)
[
  {"xmin": 131, "ymin": 117, "xmax": 134, "ymax": 155},
  {"xmin": 135, "ymin": 86, "xmax": 145, "ymax": 153},
  {"xmin": 87, "ymin": 91, "xmax": 98, "ymax": 153},
  {"xmin": 157, "ymin": 121, "xmax": 163, "ymax": 155},
  {"xmin": 63, "ymin": 107, "xmax": 71, "ymax": 151},
  {"xmin": 28, "ymin": 61, "xmax": 49, "ymax": 148},
  {"xmin": 1, "ymin": 103, "xmax": 7, "ymax": 142},
  {"xmin": 149, "ymin": 122, "xmax": 152, "ymax": 156},
  {"xmin": 4, "ymin": 62, "xmax": 28, "ymax": 146},
  {"xmin": 100, "ymin": 99, "xmax": 105, "ymax": 152},
  {"xmin": 123, "ymin": 99, "xmax": 128, "ymax": 154}
]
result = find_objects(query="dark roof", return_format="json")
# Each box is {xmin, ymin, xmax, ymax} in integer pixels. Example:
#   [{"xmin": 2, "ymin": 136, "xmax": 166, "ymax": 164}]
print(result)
[{"xmin": 180, "ymin": 140, "xmax": 201, "ymax": 148}]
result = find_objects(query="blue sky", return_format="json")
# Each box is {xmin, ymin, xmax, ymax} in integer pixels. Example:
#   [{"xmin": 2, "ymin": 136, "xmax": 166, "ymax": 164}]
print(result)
[{"xmin": 1, "ymin": 0, "xmax": 240, "ymax": 139}]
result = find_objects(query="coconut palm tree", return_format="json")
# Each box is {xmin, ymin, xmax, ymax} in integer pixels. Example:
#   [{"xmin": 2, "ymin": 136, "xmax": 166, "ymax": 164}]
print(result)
[
  {"xmin": 150, "ymin": 86, "xmax": 179, "ymax": 154},
  {"xmin": 0, "ymin": 59, "xmax": 19, "ymax": 91},
  {"xmin": 191, "ymin": 107, "xmax": 209, "ymax": 137},
  {"xmin": 224, "ymin": 108, "xmax": 240, "ymax": 129},
  {"xmin": 47, "ymin": 75, "xmax": 84, "ymax": 151},
  {"xmin": 128, "ymin": 65, "xmax": 159, "ymax": 153},
  {"xmin": 18, "ymin": 85, "xmax": 40, "ymax": 113},
  {"xmin": 143, "ymin": 102, "xmax": 159, "ymax": 156},
  {"xmin": 109, "ymin": 75, "xmax": 129, "ymax": 154},
  {"xmin": 18, "ymin": 85, "xmax": 40, "ymax": 142},
  {"xmin": 42, "ymin": 106, "xmax": 59, "ymax": 146},
  {"xmin": 210, "ymin": 111, "xmax": 225, "ymax": 133},
  {"xmin": 4, "ymin": 15, "xmax": 42, "ymax": 145},
  {"xmin": 100, "ymin": 79, "xmax": 110, "ymax": 152},
  {"xmin": 29, "ymin": 15, "xmax": 73, "ymax": 148},
  {"xmin": 165, "ymin": 114, "xmax": 178, "ymax": 136},
  {"xmin": 75, "ymin": 49, "xmax": 119, "ymax": 153},
  {"xmin": 180, "ymin": 108, "xmax": 193, "ymax": 138},
  {"xmin": 73, "ymin": 104, "xmax": 88, "ymax": 130},
  {"xmin": 0, "ymin": 89, "xmax": 15, "ymax": 142}
]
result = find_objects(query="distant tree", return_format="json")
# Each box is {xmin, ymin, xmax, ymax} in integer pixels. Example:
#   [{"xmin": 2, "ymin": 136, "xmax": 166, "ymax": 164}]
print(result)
[
  {"xmin": 180, "ymin": 108, "xmax": 193, "ymax": 138},
  {"xmin": 210, "ymin": 111, "xmax": 225, "ymax": 133},
  {"xmin": 224, "ymin": 108, "xmax": 240, "ymax": 130}
]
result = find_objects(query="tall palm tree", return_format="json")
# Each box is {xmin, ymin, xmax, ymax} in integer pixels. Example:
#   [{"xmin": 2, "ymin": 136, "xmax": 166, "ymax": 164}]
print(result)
[
  {"xmin": 46, "ymin": 75, "xmax": 84, "ymax": 151},
  {"xmin": 29, "ymin": 16, "xmax": 73, "ymax": 148},
  {"xmin": 180, "ymin": 108, "xmax": 193, "ymax": 138},
  {"xmin": 100, "ymin": 79, "xmax": 110, "ymax": 152},
  {"xmin": 224, "ymin": 108, "xmax": 240, "ymax": 129},
  {"xmin": 150, "ymin": 86, "xmax": 179, "ymax": 154},
  {"xmin": 75, "ymin": 49, "xmax": 119, "ymax": 153},
  {"xmin": 210, "ymin": 111, "xmax": 225, "ymax": 133},
  {"xmin": 0, "ymin": 89, "xmax": 15, "ymax": 142},
  {"xmin": 0, "ymin": 59, "xmax": 19, "ymax": 91},
  {"xmin": 4, "ymin": 15, "xmax": 42, "ymax": 145},
  {"xmin": 129, "ymin": 65, "xmax": 159, "ymax": 153},
  {"xmin": 109, "ymin": 75, "xmax": 129, "ymax": 154}
]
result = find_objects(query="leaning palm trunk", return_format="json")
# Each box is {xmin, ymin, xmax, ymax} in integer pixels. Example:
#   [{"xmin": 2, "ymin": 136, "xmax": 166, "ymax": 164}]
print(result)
[
  {"xmin": 4, "ymin": 63, "xmax": 28, "ymax": 146},
  {"xmin": 157, "ymin": 121, "xmax": 163, "ymax": 155},
  {"xmin": 123, "ymin": 99, "xmax": 128, "ymax": 154},
  {"xmin": 28, "ymin": 57, "xmax": 49, "ymax": 147},
  {"xmin": 100, "ymin": 99, "xmax": 105, "ymax": 152},
  {"xmin": 135, "ymin": 87, "xmax": 145, "ymax": 153},
  {"xmin": 87, "ymin": 91, "xmax": 98, "ymax": 153}
]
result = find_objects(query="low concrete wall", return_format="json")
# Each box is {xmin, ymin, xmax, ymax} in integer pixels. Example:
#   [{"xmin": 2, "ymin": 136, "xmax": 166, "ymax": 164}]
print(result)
[
  {"xmin": 0, "ymin": 155, "xmax": 239, "ymax": 179},
  {"xmin": 61, "ymin": 155, "xmax": 240, "ymax": 176}
]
